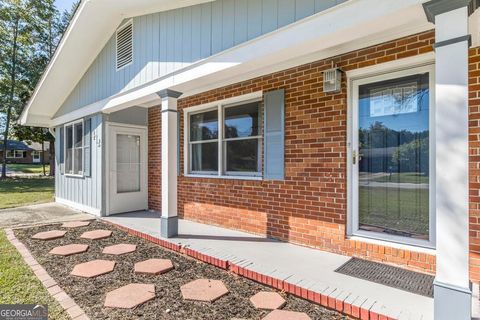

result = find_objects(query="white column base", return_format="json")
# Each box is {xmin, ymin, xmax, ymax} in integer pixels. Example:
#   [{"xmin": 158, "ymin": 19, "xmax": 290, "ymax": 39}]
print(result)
[{"xmin": 434, "ymin": 280, "xmax": 472, "ymax": 320}]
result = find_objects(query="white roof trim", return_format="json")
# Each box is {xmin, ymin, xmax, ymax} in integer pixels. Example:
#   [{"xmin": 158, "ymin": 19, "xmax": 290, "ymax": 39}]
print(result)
[{"xmin": 23, "ymin": 0, "xmax": 434, "ymax": 127}]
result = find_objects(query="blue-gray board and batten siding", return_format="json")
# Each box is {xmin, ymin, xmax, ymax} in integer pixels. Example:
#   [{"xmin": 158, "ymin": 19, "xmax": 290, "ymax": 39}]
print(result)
[
  {"xmin": 55, "ymin": 0, "xmax": 347, "ymax": 118},
  {"xmin": 55, "ymin": 114, "xmax": 104, "ymax": 213}
]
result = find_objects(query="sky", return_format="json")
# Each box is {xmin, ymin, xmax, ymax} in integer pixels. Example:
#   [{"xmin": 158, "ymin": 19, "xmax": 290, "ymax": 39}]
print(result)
[{"xmin": 55, "ymin": 0, "xmax": 77, "ymax": 13}]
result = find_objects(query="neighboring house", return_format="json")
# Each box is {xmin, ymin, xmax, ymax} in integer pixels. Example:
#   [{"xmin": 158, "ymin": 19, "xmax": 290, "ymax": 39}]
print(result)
[
  {"xmin": 26, "ymin": 141, "xmax": 51, "ymax": 164},
  {"xmin": 0, "ymin": 140, "xmax": 50, "ymax": 164},
  {"xmin": 18, "ymin": 0, "xmax": 480, "ymax": 318}
]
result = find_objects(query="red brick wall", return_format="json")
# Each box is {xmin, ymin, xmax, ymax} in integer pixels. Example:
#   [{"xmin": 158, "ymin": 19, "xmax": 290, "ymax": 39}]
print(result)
[
  {"xmin": 469, "ymin": 47, "xmax": 480, "ymax": 281},
  {"xmin": 148, "ymin": 107, "xmax": 161, "ymax": 210},
  {"xmin": 0, "ymin": 150, "xmax": 49, "ymax": 164},
  {"xmin": 147, "ymin": 30, "xmax": 480, "ymax": 280},
  {"xmin": 174, "ymin": 30, "xmax": 437, "ymax": 274}
]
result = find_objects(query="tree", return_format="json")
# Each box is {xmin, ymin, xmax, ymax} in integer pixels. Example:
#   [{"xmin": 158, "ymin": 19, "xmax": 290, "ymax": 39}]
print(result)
[
  {"xmin": 10, "ymin": 0, "xmax": 58, "ymax": 176},
  {"xmin": 0, "ymin": 0, "xmax": 36, "ymax": 179},
  {"xmin": 5, "ymin": 0, "xmax": 79, "ymax": 177}
]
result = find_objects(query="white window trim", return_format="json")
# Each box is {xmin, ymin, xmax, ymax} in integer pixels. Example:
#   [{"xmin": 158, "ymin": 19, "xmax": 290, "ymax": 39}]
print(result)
[
  {"xmin": 116, "ymin": 19, "xmax": 133, "ymax": 71},
  {"xmin": 32, "ymin": 151, "xmax": 41, "ymax": 160},
  {"xmin": 346, "ymin": 63, "xmax": 436, "ymax": 249},
  {"xmin": 183, "ymin": 92, "xmax": 264, "ymax": 180},
  {"xmin": 64, "ymin": 119, "xmax": 85, "ymax": 177}
]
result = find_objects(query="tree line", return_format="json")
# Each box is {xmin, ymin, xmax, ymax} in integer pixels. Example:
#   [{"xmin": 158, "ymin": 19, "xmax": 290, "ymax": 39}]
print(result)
[{"xmin": 0, "ymin": 0, "xmax": 79, "ymax": 179}]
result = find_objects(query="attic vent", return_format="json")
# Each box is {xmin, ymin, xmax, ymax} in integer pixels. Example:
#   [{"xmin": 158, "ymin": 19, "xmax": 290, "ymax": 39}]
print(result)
[{"xmin": 116, "ymin": 21, "xmax": 133, "ymax": 70}]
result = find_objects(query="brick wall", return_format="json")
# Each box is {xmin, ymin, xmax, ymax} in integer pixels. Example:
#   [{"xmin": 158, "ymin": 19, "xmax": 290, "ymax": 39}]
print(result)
[
  {"xmin": 148, "ymin": 30, "xmax": 480, "ymax": 280},
  {"xmin": 469, "ymin": 47, "xmax": 480, "ymax": 281},
  {"xmin": 0, "ymin": 150, "xmax": 47, "ymax": 164},
  {"xmin": 148, "ymin": 107, "xmax": 161, "ymax": 210}
]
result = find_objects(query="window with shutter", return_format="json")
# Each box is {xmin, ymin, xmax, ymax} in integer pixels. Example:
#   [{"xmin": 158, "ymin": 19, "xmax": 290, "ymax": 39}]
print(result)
[
  {"xmin": 184, "ymin": 93, "xmax": 265, "ymax": 179},
  {"xmin": 64, "ymin": 119, "xmax": 84, "ymax": 176}
]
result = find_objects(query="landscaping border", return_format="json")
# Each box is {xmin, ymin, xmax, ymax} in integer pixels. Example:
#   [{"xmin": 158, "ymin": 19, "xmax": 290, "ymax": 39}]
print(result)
[
  {"xmin": 105, "ymin": 220, "xmax": 395, "ymax": 320},
  {"xmin": 4, "ymin": 228, "xmax": 90, "ymax": 320}
]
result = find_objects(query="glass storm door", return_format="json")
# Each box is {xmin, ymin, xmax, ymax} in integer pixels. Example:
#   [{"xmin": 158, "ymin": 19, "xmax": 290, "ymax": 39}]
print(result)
[
  {"xmin": 108, "ymin": 125, "xmax": 147, "ymax": 215},
  {"xmin": 351, "ymin": 67, "xmax": 434, "ymax": 247}
]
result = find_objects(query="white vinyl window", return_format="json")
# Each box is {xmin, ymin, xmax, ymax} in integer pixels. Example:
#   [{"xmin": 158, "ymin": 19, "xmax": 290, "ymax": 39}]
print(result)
[
  {"xmin": 186, "ymin": 98, "xmax": 263, "ymax": 179},
  {"xmin": 6, "ymin": 150, "xmax": 25, "ymax": 158},
  {"xmin": 64, "ymin": 120, "xmax": 84, "ymax": 176}
]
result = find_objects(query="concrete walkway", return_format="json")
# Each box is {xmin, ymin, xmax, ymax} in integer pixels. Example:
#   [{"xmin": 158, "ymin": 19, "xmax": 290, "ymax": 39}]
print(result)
[
  {"xmin": 104, "ymin": 211, "xmax": 434, "ymax": 320},
  {"xmin": 0, "ymin": 202, "xmax": 92, "ymax": 228}
]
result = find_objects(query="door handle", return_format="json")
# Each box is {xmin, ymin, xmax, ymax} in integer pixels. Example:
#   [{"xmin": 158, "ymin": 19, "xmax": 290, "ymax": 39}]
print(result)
[{"xmin": 353, "ymin": 150, "xmax": 364, "ymax": 165}]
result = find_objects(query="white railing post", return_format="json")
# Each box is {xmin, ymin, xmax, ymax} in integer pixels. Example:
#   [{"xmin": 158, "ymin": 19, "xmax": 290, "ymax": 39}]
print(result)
[
  {"xmin": 157, "ymin": 89, "xmax": 182, "ymax": 238},
  {"xmin": 423, "ymin": 1, "xmax": 476, "ymax": 319}
]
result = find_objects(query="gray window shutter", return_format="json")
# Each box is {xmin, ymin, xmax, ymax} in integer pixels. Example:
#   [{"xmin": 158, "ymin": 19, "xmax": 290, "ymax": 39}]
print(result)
[
  {"xmin": 264, "ymin": 89, "xmax": 285, "ymax": 180},
  {"xmin": 59, "ymin": 127, "xmax": 64, "ymax": 174},
  {"xmin": 84, "ymin": 118, "xmax": 92, "ymax": 177}
]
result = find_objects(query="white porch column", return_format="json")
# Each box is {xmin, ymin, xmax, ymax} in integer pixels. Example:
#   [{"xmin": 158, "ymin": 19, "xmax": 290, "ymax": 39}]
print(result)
[
  {"xmin": 157, "ymin": 89, "xmax": 182, "ymax": 238},
  {"xmin": 423, "ymin": 1, "xmax": 477, "ymax": 319}
]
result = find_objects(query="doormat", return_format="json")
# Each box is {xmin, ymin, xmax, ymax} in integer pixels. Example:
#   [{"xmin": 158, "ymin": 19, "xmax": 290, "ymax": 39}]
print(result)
[{"xmin": 335, "ymin": 258, "xmax": 434, "ymax": 297}]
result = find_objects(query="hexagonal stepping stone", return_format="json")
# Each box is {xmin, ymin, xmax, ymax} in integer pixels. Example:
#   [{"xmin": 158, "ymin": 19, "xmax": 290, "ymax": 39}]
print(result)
[
  {"xmin": 262, "ymin": 310, "xmax": 311, "ymax": 320},
  {"xmin": 104, "ymin": 284, "xmax": 155, "ymax": 309},
  {"xmin": 102, "ymin": 243, "xmax": 136, "ymax": 255},
  {"xmin": 70, "ymin": 260, "xmax": 115, "ymax": 278},
  {"xmin": 32, "ymin": 230, "xmax": 66, "ymax": 240},
  {"xmin": 50, "ymin": 244, "xmax": 89, "ymax": 256},
  {"xmin": 181, "ymin": 279, "xmax": 229, "ymax": 302},
  {"xmin": 80, "ymin": 229, "xmax": 112, "ymax": 240},
  {"xmin": 250, "ymin": 292, "xmax": 286, "ymax": 310},
  {"xmin": 134, "ymin": 259, "xmax": 173, "ymax": 275},
  {"xmin": 61, "ymin": 221, "xmax": 91, "ymax": 228}
]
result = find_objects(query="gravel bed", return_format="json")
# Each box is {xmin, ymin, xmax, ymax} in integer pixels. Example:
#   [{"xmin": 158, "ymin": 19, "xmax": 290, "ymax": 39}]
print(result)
[{"xmin": 15, "ymin": 220, "xmax": 348, "ymax": 320}]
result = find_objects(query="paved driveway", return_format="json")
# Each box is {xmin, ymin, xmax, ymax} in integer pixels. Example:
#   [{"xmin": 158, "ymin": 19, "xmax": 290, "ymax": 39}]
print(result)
[{"xmin": 0, "ymin": 202, "xmax": 93, "ymax": 228}]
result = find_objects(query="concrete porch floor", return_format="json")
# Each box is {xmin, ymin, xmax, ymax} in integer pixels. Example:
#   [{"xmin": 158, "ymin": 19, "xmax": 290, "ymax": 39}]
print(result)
[{"xmin": 103, "ymin": 211, "xmax": 433, "ymax": 320}]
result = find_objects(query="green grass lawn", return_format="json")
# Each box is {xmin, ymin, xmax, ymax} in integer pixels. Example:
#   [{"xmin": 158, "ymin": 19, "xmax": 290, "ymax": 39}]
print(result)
[
  {"xmin": 0, "ymin": 230, "xmax": 67, "ymax": 319},
  {"xmin": 7, "ymin": 164, "xmax": 51, "ymax": 174},
  {"xmin": 359, "ymin": 186, "xmax": 429, "ymax": 238},
  {"xmin": 372, "ymin": 172, "xmax": 429, "ymax": 184},
  {"xmin": 0, "ymin": 177, "xmax": 54, "ymax": 209}
]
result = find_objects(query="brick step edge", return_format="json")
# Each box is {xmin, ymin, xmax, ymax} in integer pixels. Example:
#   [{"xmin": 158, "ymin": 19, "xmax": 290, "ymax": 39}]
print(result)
[
  {"xmin": 4, "ymin": 228, "xmax": 90, "ymax": 320},
  {"xmin": 105, "ymin": 221, "xmax": 396, "ymax": 320}
]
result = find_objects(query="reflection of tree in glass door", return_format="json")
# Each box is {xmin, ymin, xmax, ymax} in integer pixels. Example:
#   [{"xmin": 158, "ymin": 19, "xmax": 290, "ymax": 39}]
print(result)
[{"xmin": 357, "ymin": 72, "xmax": 430, "ymax": 241}]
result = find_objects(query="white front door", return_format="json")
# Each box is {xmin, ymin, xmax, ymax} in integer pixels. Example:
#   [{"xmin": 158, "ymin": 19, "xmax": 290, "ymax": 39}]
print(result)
[
  {"xmin": 32, "ymin": 152, "xmax": 41, "ymax": 163},
  {"xmin": 107, "ymin": 124, "xmax": 148, "ymax": 215}
]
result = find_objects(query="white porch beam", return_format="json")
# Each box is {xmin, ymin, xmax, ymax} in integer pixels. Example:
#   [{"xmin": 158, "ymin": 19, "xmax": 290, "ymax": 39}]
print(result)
[
  {"xmin": 423, "ymin": 1, "xmax": 477, "ymax": 319},
  {"xmin": 157, "ymin": 89, "xmax": 182, "ymax": 238}
]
